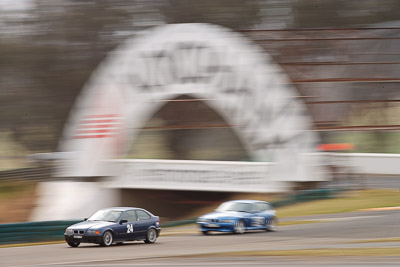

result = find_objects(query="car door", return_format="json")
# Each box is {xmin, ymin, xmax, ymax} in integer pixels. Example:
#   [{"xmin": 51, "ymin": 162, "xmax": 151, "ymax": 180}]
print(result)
[
  {"xmin": 115, "ymin": 210, "xmax": 137, "ymax": 241},
  {"xmin": 255, "ymin": 202, "xmax": 275, "ymax": 227},
  {"xmin": 250, "ymin": 202, "xmax": 270, "ymax": 228},
  {"xmin": 262, "ymin": 203, "xmax": 276, "ymax": 225},
  {"xmin": 241, "ymin": 203, "xmax": 256, "ymax": 228},
  {"xmin": 134, "ymin": 209, "xmax": 153, "ymax": 239}
]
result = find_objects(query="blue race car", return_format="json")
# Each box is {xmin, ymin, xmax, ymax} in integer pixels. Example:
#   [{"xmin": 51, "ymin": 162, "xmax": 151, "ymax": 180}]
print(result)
[
  {"xmin": 196, "ymin": 200, "xmax": 277, "ymax": 235},
  {"xmin": 64, "ymin": 207, "xmax": 161, "ymax": 247}
]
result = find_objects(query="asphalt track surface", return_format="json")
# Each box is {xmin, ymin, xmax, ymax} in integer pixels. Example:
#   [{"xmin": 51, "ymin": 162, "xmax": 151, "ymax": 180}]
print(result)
[{"xmin": 2, "ymin": 209, "xmax": 400, "ymax": 267}]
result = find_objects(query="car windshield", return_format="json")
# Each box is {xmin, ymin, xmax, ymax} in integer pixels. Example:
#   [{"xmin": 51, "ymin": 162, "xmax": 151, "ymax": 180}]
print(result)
[
  {"xmin": 216, "ymin": 202, "xmax": 252, "ymax": 213},
  {"xmin": 87, "ymin": 210, "xmax": 122, "ymax": 222}
]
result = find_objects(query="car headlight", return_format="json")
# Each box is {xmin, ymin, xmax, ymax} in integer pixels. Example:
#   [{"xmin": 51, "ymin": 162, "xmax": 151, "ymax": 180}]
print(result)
[
  {"xmin": 87, "ymin": 230, "xmax": 101, "ymax": 235},
  {"xmin": 65, "ymin": 229, "xmax": 74, "ymax": 235},
  {"xmin": 220, "ymin": 219, "xmax": 235, "ymax": 224},
  {"xmin": 197, "ymin": 218, "xmax": 207, "ymax": 223}
]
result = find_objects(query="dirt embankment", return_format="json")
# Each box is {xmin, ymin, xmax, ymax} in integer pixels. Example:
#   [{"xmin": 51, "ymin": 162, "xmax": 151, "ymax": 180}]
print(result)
[{"xmin": 0, "ymin": 181, "xmax": 37, "ymax": 223}]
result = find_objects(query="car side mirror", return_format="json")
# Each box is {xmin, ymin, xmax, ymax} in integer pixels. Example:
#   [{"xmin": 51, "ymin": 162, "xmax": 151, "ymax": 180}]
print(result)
[{"xmin": 120, "ymin": 219, "xmax": 128, "ymax": 224}]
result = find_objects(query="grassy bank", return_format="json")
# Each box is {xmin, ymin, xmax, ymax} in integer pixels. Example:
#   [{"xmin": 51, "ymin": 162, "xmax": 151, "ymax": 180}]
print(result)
[
  {"xmin": 0, "ymin": 181, "xmax": 37, "ymax": 223},
  {"xmin": 277, "ymin": 189, "xmax": 400, "ymax": 218}
]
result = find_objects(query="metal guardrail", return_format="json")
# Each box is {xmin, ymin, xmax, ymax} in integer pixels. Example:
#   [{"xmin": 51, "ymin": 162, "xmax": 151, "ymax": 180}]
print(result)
[
  {"xmin": 0, "ymin": 219, "xmax": 201, "ymax": 245},
  {"xmin": 0, "ymin": 220, "xmax": 80, "ymax": 245},
  {"xmin": 0, "ymin": 167, "xmax": 52, "ymax": 181},
  {"xmin": 0, "ymin": 189, "xmax": 338, "ymax": 245}
]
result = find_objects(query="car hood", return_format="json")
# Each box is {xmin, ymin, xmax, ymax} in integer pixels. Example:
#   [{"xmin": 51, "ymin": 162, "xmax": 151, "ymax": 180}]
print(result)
[
  {"xmin": 69, "ymin": 221, "xmax": 116, "ymax": 230},
  {"xmin": 200, "ymin": 211, "xmax": 246, "ymax": 219}
]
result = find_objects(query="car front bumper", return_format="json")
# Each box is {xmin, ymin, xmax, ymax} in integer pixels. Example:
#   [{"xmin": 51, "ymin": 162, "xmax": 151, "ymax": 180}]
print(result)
[
  {"xmin": 197, "ymin": 222, "xmax": 235, "ymax": 232},
  {"xmin": 64, "ymin": 234, "xmax": 102, "ymax": 244}
]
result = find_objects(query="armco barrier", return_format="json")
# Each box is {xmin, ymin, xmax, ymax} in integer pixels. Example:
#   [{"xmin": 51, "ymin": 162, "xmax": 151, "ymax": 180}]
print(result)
[
  {"xmin": 0, "ymin": 220, "xmax": 81, "ymax": 245},
  {"xmin": 0, "ymin": 166, "xmax": 52, "ymax": 181},
  {"xmin": 0, "ymin": 189, "xmax": 339, "ymax": 245}
]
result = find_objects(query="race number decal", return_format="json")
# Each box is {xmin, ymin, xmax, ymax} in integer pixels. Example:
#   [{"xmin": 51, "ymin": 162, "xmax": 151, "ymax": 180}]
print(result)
[
  {"xmin": 252, "ymin": 217, "xmax": 265, "ymax": 226},
  {"xmin": 127, "ymin": 224, "xmax": 134, "ymax": 233}
]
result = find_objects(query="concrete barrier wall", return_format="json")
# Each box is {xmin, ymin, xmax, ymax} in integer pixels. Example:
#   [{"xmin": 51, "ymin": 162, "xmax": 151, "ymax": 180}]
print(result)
[
  {"xmin": 30, "ymin": 181, "xmax": 119, "ymax": 221},
  {"xmin": 105, "ymin": 156, "xmax": 327, "ymax": 193},
  {"xmin": 325, "ymin": 153, "xmax": 400, "ymax": 175}
]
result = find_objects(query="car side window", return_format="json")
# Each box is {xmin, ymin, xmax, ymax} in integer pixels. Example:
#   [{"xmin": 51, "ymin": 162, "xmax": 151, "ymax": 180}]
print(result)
[
  {"xmin": 254, "ymin": 202, "xmax": 270, "ymax": 212},
  {"xmin": 136, "ymin": 210, "xmax": 151, "ymax": 221},
  {"xmin": 253, "ymin": 203, "xmax": 264, "ymax": 212},
  {"xmin": 121, "ymin": 210, "xmax": 137, "ymax": 222}
]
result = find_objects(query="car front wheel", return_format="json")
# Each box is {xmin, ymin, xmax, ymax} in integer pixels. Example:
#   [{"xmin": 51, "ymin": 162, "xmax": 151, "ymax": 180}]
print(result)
[
  {"xmin": 234, "ymin": 220, "xmax": 245, "ymax": 234},
  {"xmin": 266, "ymin": 217, "xmax": 278, "ymax": 232},
  {"xmin": 67, "ymin": 240, "xmax": 80, "ymax": 247},
  {"xmin": 100, "ymin": 231, "xmax": 113, "ymax": 246},
  {"xmin": 144, "ymin": 228, "xmax": 157, "ymax": 244}
]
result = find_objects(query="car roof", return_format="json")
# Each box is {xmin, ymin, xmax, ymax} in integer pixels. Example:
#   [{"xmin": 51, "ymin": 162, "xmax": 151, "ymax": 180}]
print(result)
[
  {"xmin": 100, "ymin": 207, "xmax": 139, "ymax": 211},
  {"xmin": 225, "ymin": 200, "xmax": 270, "ymax": 204}
]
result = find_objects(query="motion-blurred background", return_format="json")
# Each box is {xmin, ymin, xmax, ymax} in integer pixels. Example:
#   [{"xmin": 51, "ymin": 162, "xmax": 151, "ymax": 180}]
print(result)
[{"xmin": 1, "ymin": 0, "xmax": 400, "ymax": 224}]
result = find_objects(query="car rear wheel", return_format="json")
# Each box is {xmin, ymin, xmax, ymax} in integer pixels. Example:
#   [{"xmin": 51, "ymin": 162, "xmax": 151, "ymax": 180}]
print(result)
[
  {"xmin": 201, "ymin": 231, "xmax": 209, "ymax": 235},
  {"xmin": 144, "ymin": 228, "xmax": 157, "ymax": 244},
  {"xmin": 234, "ymin": 220, "xmax": 245, "ymax": 234},
  {"xmin": 266, "ymin": 217, "xmax": 277, "ymax": 232},
  {"xmin": 100, "ymin": 231, "xmax": 113, "ymax": 246},
  {"xmin": 67, "ymin": 240, "xmax": 80, "ymax": 247}
]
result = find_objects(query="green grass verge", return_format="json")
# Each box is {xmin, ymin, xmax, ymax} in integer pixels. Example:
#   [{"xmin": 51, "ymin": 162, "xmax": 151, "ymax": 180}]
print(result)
[
  {"xmin": 0, "ymin": 240, "xmax": 64, "ymax": 248},
  {"xmin": 277, "ymin": 189, "xmax": 400, "ymax": 218}
]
